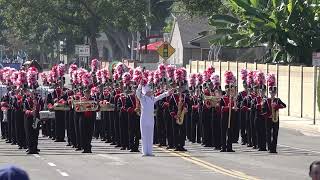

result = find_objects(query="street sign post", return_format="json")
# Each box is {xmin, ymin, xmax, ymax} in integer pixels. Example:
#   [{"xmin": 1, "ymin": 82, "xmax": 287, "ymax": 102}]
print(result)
[
  {"xmin": 75, "ymin": 45, "xmax": 90, "ymax": 68},
  {"xmin": 156, "ymin": 41, "xmax": 175, "ymax": 63}
]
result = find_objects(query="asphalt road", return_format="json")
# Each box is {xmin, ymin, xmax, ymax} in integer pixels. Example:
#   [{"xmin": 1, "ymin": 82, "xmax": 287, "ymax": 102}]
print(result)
[{"xmin": 0, "ymin": 127, "xmax": 318, "ymax": 180}]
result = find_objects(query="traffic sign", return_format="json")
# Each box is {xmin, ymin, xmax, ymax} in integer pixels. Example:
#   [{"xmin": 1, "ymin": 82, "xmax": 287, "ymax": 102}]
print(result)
[
  {"xmin": 156, "ymin": 42, "xmax": 175, "ymax": 60},
  {"xmin": 75, "ymin": 45, "xmax": 90, "ymax": 57}
]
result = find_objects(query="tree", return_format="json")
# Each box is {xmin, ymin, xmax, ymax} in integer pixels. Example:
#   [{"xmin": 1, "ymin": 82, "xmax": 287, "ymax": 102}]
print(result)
[
  {"xmin": 209, "ymin": 0, "xmax": 320, "ymax": 65},
  {"xmin": 0, "ymin": 0, "xmax": 149, "ymax": 60},
  {"xmin": 172, "ymin": 0, "xmax": 227, "ymax": 15}
]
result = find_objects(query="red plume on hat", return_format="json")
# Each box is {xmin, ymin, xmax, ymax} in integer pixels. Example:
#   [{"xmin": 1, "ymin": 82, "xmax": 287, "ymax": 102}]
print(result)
[
  {"xmin": 96, "ymin": 69, "xmax": 103, "ymax": 83},
  {"xmin": 76, "ymin": 68, "xmax": 87, "ymax": 86},
  {"xmin": 166, "ymin": 65, "xmax": 176, "ymax": 79},
  {"xmin": 3, "ymin": 67, "xmax": 16, "ymax": 85},
  {"xmin": 18, "ymin": 70, "xmax": 27, "ymax": 87},
  {"xmin": 174, "ymin": 68, "xmax": 186, "ymax": 83},
  {"xmin": 203, "ymin": 70, "xmax": 211, "ymax": 82},
  {"xmin": 91, "ymin": 59, "xmax": 100, "ymax": 72},
  {"xmin": 122, "ymin": 72, "xmax": 132, "ymax": 85},
  {"xmin": 115, "ymin": 62, "xmax": 125, "ymax": 75},
  {"xmin": 148, "ymin": 71, "xmax": 155, "ymax": 84},
  {"xmin": 267, "ymin": 73, "xmax": 276, "ymax": 87},
  {"xmin": 10, "ymin": 70, "xmax": 19, "ymax": 85},
  {"xmin": 128, "ymin": 68, "xmax": 134, "ymax": 77},
  {"xmin": 27, "ymin": 67, "xmax": 39, "ymax": 87},
  {"xmin": 224, "ymin": 71, "xmax": 236, "ymax": 85},
  {"xmin": 206, "ymin": 65, "xmax": 215, "ymax": 75},
  {"xmin": 90, "ymin": 86, "xmax": 99, "ymax": 96},
  {"xmin": 210, "ymin": 74, "xmax": 220, "ymax": 86},
  {"xmin": 113, "ymin": 73, "xmax": 120, "ymax": 81},
  {"xmin": 133, "ymin": 67, "xmax": 143, "ymax": 83},
  {"xmin": 82, "ymin": 72, "xmax": 93, "ymax": 87},
  {"xmin": 196, "ymin": 73, "xmax": 204, "ymax": 86},
  {"xmin": 101, "ymin": 68, "xmax": 109, "ymax": 84},
  {"xmin": 158, "ymin": 64, "xmax": 166, "ymax": 78},
  {"xmin": 57, "ymin": 63, "xmax": 66, "ymax": 78},
  {"xmin": 254, "ymin": 71, "xmax": 266, "ymax": 85},
  {"xmin": 246, "ymin": 71, "xmax": 254, "ymax": 87},
  {"xmin": 189, "ymin": 73, "xmax": 197, "ymax": 87},
  {"xmin": 241, "ymin": 68, "xmax": 248, "ymax": 81},
  {"xmin": 154, "ymin": 70, "xmax": 161, "ymax": 84},
  {"xmin": 69, "ymin": 64, "xmax": 78, "ymax": 74}
]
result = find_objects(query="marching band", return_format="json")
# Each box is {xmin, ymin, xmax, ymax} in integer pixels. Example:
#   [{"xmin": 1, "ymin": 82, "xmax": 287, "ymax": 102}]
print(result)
[{"xmin": 0, "ymin": 60, "xmax": 286, "ymax": 155}]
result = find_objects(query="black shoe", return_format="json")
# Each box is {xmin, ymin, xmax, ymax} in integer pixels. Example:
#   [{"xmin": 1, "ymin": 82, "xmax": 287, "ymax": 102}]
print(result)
[
  {"xmin": 110, "ymin": 142, "xmax": 116, "ymax": 145},
  {"xmin": 18, "ymin": 146, "xmax": 22, "ymax": 150},
  {"xmin": 214, "ymin": 147, "xmax": 220, "ymax": 150},
  {"xmin": 105, "ymin": 140, "xmax": 111, "ymax": 143},
  {"xmin": 247, "ymin": 144, "xmax": 253, "ymax": 147},
  {"xmin": 82, "ymin": 150, "xmax": 92, "ymax": 153},
  {"xmin": 37, "ymin": 149, "xmax": 40, "ymax": 152},
  {"xmin": 6, "ymin": 141, "xmax": 12, "ymax": 143},
  {"xmin": 166, "ymin": 146, "xmax": 174, "ymax": 150},
  {"xmin": 11, "ymin": 142, "xmax": 17, "ymax": 145},
  {"xmin": 180, "ymin": 147, "xmax": 187, "ymax": 151},
  {"xmin": 23, "ymin": 146, "xmax": 27, "ymax": 149},
  {"xmin": 130, "ymin": 149, "xmax": 140, "ymax": 152},
  {"xmin": 27, "ymin": 151, "xmax": 39, "ymax": 154},
  {"xmin": 227, "ymin": 149, "xmax": 235, "ymax": 152},
  {"xmin": 75, "ymin": 148, "xmax": 82, "ymax": 151},
  {"xmin": 26, "ymin": 149, "xmax": 29, "ymax": 153},
  {"xmin": 252, "ymin": 146, "xmax": 257, "ymax": 149},
  {"xmin": 115, "ymin": 145, "xmax": 121, "ymax": 148},
  {"xmin": 269, "ymin": 150, "xmax": 278, "ymax": 154},
  {"xmin": 66, "ymin": 143, "xmax": 71, "ymax": 146},
  {"xmin": 258, "ymin": 148, "xmax": 267, "ymax": 151},
  {"xmin": 101, "ymin": 139, "xmax": 106, "ymax": 141},
  {"xmin": 241, "ymin": 142, "xmax": 246, "ymax": 145},
  {"xmin": 174, "ymin": 148, "xmax": 180, "ymax": 151},
  {"xmin": 1, "ymin": 136, "xmax": 5, "ymax": 139},
  {"xmin": 220, "ymin": 149, "xmax": 226, "ymax": 152},
  {"xmin": 120, "ymin": 147, "xmax": 126, "ymax": 150}
]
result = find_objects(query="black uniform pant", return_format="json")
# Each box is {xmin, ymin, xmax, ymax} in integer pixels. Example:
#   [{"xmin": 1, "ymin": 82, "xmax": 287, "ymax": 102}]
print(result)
[
  {"xmin": 190, "ymin": 111, "xmax": 201, "ymax": 143},
  {"xmin": 213, "ymin": 111, "xmax": 221, "ymax": 149},
  {"xmin": 69, "ymin": 110, "xmax": 76, "ymax": 146},
  {"xmin": 256, "ymin": 115, "xmax": 266, "ymax": 150},
  {"xmin": 101, "ymin": 112, "xmax": 107, "ymax": 141},
  {"xmin": 114, "ymin": 111, "xmax": 120, "ymax": 146},
  {"xmin": 119, "ymin": 112, "xmax": 129, "ymax": 149},
  {"xmin": 50, "ymin": 118, "xmax": 55, "ymax": 138},
  {"xmin": 165, "ymin": 109, "xmax": 174, "ymax": 148},
  {"xmin": 94, "ymin": 113, "xmax": 102, "ymax": 139},
  {"xmin": 11, "ymin": 110, "xmax": 17, "ymax": 143},
  {"xmin": 24, "ymin": 116, "xmax": 39, "ymax": 153},
  {"xmin": 249, "ymin": 111, "xmax": 257, "ymax": 147},
  {"xmin": 173, "ymin": 121, "xmax": 186, "ymax": 149},
  {"xmin": 221, "ymin": 112, "xmax": 235, "ymax": 151},
  {"xmin": 239, "ymin": 111, "xmax": 247, "ymax": 144},
  {"xmin": 128, "ymin": 113, "xmax": 140, "ymax": 150},
  {"xmin": 202, "ymin": 109, "xmax": 213, "ymax": 147},
  {"xmin": 266, "ymin": 118, "xmax": 279, "ymax": 152},
  {"xmin": 185, "ymin": 111, "xmax": 192, "ymax": 141},
  {"xmin": 55, "ymin": 111, "xmax": 65, "ymax": 141},
  {"xmin": 110, "ymin": 112, "xmax": 116, "ymax": 144},
  {"xmin": 156, "ymin": 110, "xmax": 166, "ymax": 146},
  {"xmin": 74, "ymin": 112, "xmax": 81, "ymax": 149},
  {"xmin": 7, "ymin": 110, "xmax": 12, "ymax": 142},
  {"xmin": 15, "ymin": 110, "xmax": 26, "ymax": 148},
  {"xmin": 79, "ymin": 112, "xmax": 94, "ymax": 151},
  {"xmin": 65, "ymin": 111, "xmax": 70, "ymax": 144}
]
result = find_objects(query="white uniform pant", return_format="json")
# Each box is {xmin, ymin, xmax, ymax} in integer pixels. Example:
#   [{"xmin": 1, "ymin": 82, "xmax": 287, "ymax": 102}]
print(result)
[{"xmin": 140, "ymin": 117, "xmax": 154, "ymax": 156}]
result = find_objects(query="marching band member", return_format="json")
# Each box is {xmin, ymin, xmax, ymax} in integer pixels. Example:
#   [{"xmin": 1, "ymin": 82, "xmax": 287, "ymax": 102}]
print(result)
[
  {"xmin": 263, "ymin": 74, "xmax": 286, "ymax": 153},
  {"xmin": 211, "ymin": 74, "xmax": 222, "ymax": 150},
  {"xmin": 220, "ymin": 71, "xmax": 237, "ymax": 152},
  {"xmin": 136, "ymin": 78, "xmax": 172, "ymax": 156},
  {"xmin": 169, "ymin": 68, "xmax": 188, "ymax": 152},
  {"xmin": 126, "ymin": 86, "xmax": 140, "ymax": 152},
  {"xmin": 237, "ymin": 69, "xmax": 248, "ymax": 145}
]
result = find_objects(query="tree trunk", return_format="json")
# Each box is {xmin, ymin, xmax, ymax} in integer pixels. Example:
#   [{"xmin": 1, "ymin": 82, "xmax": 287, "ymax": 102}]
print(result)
[{"xmin": 89, "ymin": 34, "xmax": 99, "ymax": 60}]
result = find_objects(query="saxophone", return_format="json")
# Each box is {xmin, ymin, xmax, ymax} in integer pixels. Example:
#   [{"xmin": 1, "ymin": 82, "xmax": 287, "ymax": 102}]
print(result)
[
  {"xmin": 271, "ymin": 98, "xmax": 279, "ymax": 123},
  {"xmin": 176, "ymin": 93, "xmax": 187, "ymax": 125}
]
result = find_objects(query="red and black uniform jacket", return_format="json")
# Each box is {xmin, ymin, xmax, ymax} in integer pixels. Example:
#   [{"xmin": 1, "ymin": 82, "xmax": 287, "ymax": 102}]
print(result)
[
  {"xmin": 262, "ymin": 97, "xmax": 286, "ymax": 119},
  {"xmin": 220, "ymin": 95, "xmax": 236, "ymax": 115},
  {"xmin": 169, "ymin": 93, "xmax": 188, "ymax": 121},
  {"xmin": 237, "ymin": 91, "xmax": 248, "ymax": 112}
]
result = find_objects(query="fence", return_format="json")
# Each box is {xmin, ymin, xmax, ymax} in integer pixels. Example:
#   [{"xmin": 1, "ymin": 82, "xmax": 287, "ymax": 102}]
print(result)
[{"xmin": 186, "ymin": 60, "xmax": 320, "ymax": 123}]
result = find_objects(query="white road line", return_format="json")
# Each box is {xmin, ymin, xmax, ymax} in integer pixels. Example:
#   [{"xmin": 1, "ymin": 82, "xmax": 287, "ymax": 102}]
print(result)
[
  {"xmin": 279, "ymin": 144, "xmax": 320, "ymax": 154},
  {"xmin": 48, "ymin": 162, "xmax": 56, "ymax": 167},
  {"xmin": 56, "ymin": 169, "xmax": 69, "ymax": 177},
  {"xmin": 33, "ymin": 154, "xmax": 41, "ymax": 158},
  {"xmin": 97, "ymin": 154, "xmax": 127, "ymax": 165}
]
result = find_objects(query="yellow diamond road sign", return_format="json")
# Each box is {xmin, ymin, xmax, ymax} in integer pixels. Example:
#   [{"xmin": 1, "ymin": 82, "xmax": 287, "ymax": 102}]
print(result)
[{"xmin": 156, "ymin": 42, "xmax": 175, "ymax": 60}]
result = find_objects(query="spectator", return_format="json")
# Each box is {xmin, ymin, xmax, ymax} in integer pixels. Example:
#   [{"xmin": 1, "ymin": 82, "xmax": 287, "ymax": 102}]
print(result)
[
  {"xmin": 310, "ymin": 161, "xmax": 320, "ymax": 180},
  {"xmin": 0, "ymin": 165, "xmax": 29, "ymax": 180}
]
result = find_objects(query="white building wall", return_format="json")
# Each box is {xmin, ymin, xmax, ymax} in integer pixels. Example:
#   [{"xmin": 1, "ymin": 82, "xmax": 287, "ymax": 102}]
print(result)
[{"xmin": 168, "ymin": 22, "xmax": 183, "ymax": 66}]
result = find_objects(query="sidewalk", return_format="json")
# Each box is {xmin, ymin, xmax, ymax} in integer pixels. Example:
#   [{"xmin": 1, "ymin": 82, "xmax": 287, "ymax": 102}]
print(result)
[{"xmin": 280, "ymin": 115, "xmax": 320, "ymax": 136}]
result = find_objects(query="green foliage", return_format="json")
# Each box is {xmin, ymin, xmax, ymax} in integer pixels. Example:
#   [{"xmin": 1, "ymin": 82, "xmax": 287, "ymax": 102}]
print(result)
[
  {"xmin": 163, "ymin": 18, "xmax": 174, "ymax": 33},
  {"xmin": 173, "ymin": 0, "xmax": 227, "ymax": 15},
  {"xmin": 209, "ymin": 0, "xmax": 320, "ymax": 65}
]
